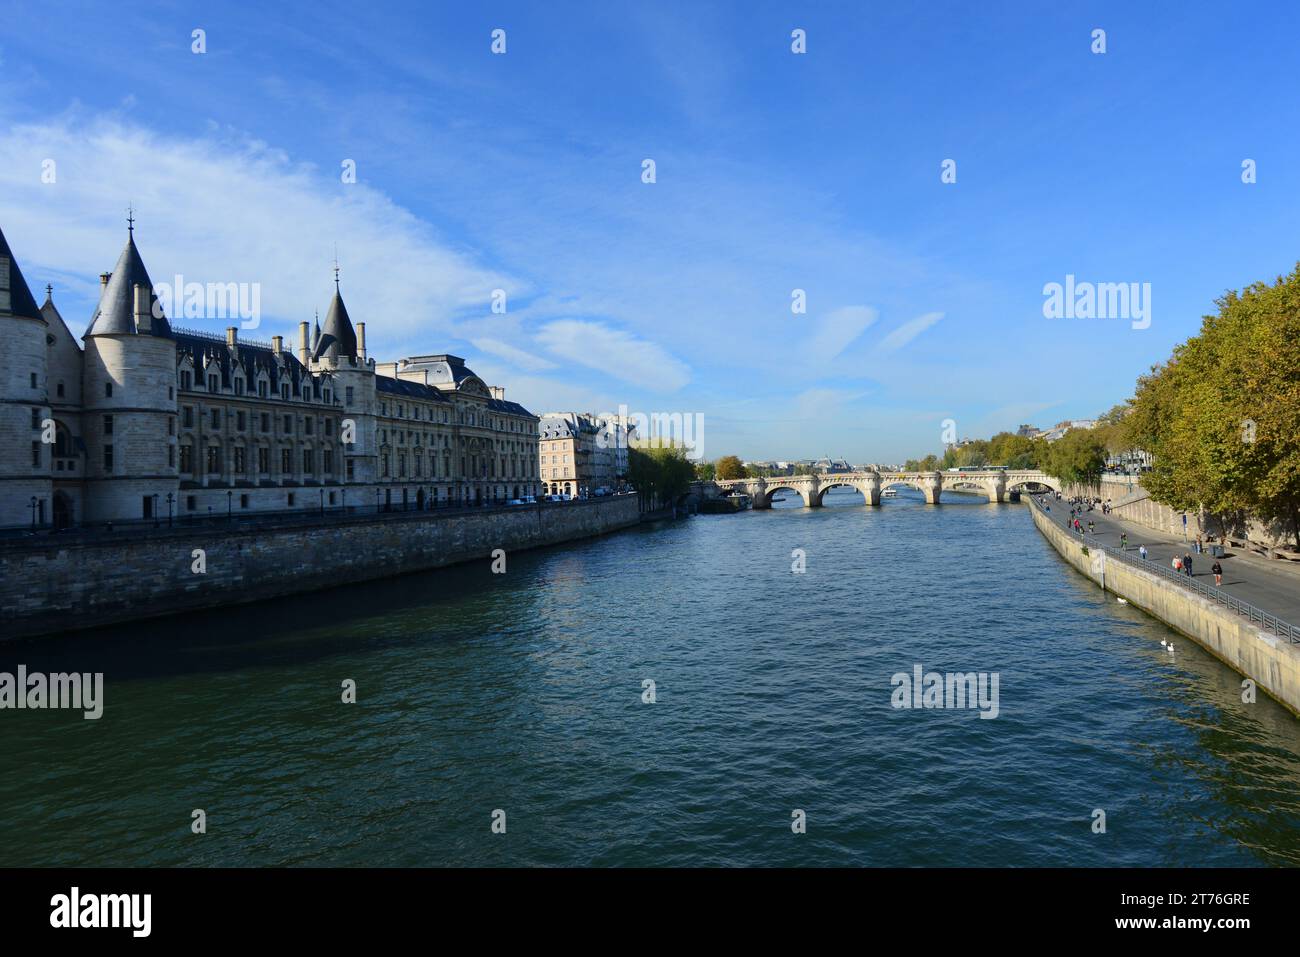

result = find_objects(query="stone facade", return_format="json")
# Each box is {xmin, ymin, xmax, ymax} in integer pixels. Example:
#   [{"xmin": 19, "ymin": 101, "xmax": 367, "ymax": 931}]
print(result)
[
  {"xmin": 538, "ymin": 412, "xmax": 633, "ymax": 498},
  {"xmin": 0, "ymin": 224, "xmax": 541, "ymax": 529}
]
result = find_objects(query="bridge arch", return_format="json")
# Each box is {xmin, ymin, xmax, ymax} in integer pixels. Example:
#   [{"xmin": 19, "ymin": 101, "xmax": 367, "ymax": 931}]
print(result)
[
  {"xmin": 813, "ymin": 480, "xmax": 870, "ymax": 507},
  {"xmin": 761, "ymin": 484, "xmax": 812, "ymax": 508},
  {"xmin": 1007, "ymin": 476, "xmax": 1061, "ymax": 493},
  {"xmin": 945, "ymin": 479, "xmax": 1002, "ymax": 503}
]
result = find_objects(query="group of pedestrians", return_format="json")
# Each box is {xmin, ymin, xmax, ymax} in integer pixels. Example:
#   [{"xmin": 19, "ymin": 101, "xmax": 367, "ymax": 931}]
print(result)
[{"xmin": 1040, "ymin": 491, "xmax": 1226, "ymax": 588}]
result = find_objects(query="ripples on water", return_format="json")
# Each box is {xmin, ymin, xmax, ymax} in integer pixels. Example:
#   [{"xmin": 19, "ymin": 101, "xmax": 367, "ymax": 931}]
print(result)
[{"xmin": 2, "ymin": 487, "xmax": 1299, "ymax": 866}]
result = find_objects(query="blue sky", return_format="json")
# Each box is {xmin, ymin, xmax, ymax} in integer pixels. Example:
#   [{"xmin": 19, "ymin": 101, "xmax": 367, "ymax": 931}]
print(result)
[{"xmin": 3, "ymin": 1, "xmax": 1299, "ymax": 462}]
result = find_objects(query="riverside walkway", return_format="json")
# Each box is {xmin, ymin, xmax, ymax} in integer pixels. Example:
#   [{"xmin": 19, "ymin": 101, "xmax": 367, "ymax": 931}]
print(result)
[{"xmin": 1034, "ymin": 494, "xmax": 1300, "ymax": 638}]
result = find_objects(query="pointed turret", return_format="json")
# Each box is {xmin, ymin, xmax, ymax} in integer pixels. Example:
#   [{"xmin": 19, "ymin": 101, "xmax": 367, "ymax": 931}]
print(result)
[
  {"xmin": 0, "ymin": 224, "xmax": 44, "ymax": 321},
  {"xmin": 312, "ymin": 268, "xmax": 358, "ymax": 362},
  {"xmin": 85, "ymin": 226, "xmax": 171, "ymax": 338}
]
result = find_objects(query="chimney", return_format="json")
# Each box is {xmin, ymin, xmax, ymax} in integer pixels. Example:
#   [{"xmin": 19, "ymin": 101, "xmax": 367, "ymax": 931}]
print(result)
[
  {"xmin": 132, "ymin": 283, "xmax": 151, "ymax": 333},
  {"xmin": 490, "ymin": 386, "xmax": 505, "ymax": 400},
  {"xmin": 298, "ymin": 321, "xmax": 310, "ymax": 365},
  {"xmin": 271, "ymin": 335, "xmax": 283, "ymax": 354},
  {"xmin": 99, "ymin": 272, "xmax": 111, "ymax": 288},
  {"xmin": 356, "ymin": 321, "xmax": 367, "ymax": 360},
  {"xmin": 226, "ymin": 326, "xmax": 238, "ymax": 347}
]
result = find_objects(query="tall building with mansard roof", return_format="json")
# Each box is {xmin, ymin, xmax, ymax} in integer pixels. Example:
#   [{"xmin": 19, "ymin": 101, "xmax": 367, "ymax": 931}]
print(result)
[{"xmin": 0, "ymin": 220, "xmax": 540, "ymax": 529}]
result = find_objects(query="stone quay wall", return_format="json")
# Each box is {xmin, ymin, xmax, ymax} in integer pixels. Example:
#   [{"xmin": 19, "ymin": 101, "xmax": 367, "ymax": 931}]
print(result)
[
  {"xmin": 1029, "ymin": 500, "xmax": 1300, "ymax": 716},
  {"xmin": 0, "ymin": 496, "xmax": 641, "ymax": 640}
]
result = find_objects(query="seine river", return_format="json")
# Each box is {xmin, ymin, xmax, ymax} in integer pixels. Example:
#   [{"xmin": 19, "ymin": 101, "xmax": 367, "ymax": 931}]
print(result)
[{"xmin": 3, "ymin": 487, "xmax": 1300, "ymax": 867}]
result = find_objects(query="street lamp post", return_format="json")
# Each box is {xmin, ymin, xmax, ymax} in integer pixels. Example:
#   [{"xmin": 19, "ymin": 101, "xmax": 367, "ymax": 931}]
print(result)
[
  {"xmin": 319, "ymin": 488, "xmax": 324, "ymax": 516},
  {"xmin": 30, "ymin": 496, "xmax": 37, "ymax": 530},
  {"xmin": 151, "ymin": 493, "xmax": 160, "ymax": 528},
  {"xmin": 166, "ymin": 493, "xmax": 174, "ymax": 527}
]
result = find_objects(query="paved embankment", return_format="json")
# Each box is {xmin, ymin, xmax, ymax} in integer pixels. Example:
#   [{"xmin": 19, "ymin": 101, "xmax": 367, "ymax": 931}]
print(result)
[
  {"xmin": 1027, "ymin": 495, "xmax": 1300, "ymax": 716},
  {"xmin": 1044, "ymin": 496, "xmax": 1300, "ymax": 624}
]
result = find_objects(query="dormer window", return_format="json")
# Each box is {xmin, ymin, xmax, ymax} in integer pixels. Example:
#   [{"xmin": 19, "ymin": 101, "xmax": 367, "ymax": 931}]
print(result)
[
  {"xmin": 208, "ymin": 374, "xmax": 218, "ymax": 392},
  {"xmin": 282, "ymin": 385, "xmax": 290, "ymax": 400},
  {"xmin": 258, "ymin": 380, "xmax": 268, "ymax": 398},
  {"xmin": 234, "ymin": 378, "xmax": 244, "ymax": 396},
  {"xmin": 180, "ymin": 370, "xmax": 192, "ymax": 390}
]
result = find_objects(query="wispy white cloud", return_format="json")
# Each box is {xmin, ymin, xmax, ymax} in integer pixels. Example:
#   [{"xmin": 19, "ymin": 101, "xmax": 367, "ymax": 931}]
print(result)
[
  {"xmin": 467, "ymin": 337, "xmax": 557, "ymax": 372},
  {"xmin": 535, "ymin": 319, "xmax": 691, "ymax": 392},
  {"xmin": 805, "ymin": 305, "xmax": 879, "ymax": 364},
  {"xmin": 0, "ymin": 114, "xmax": 515, "ymax": 347},
  {"xmin": 878, "ymin": 312, "xmax": 944, "ymax": 354}
]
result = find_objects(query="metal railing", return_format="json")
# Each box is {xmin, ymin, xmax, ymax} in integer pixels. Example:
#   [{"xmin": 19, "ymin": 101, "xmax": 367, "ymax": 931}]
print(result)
[
  {"xmin": 0, "ymin": 494, "xmax": 634, "ymax": 546},
  {"xmin": 1029, "ymin": 494, "xmax": 1300, "ymax": 644}
]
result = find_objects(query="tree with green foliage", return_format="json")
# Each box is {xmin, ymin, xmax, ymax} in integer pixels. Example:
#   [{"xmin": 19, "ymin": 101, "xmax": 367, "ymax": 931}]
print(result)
[
  {"xmin": 1124, "ymin": 265, "xmax": 1300, "ymax": 547},
  {"xmin": 714, "ymin": 455, "xmax": 746, "ymax": 480},
  {"xmin": 1041, "ymin": 427, "xmax": 1108, "ymax": 488},
  {"xmin": 628, "ymin": 444, "xmax": 696, "ymax": 511},
  {"xmin": 903, "ymin": 453, "xmax": 942, "ymax": 471}
]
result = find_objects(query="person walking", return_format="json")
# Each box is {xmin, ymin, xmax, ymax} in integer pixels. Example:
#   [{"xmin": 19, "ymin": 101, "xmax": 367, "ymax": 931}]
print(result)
[
  {"xmin": 1139, "ymin": 544, "xmax": 1147, "ymax": 561},
  {"xmin": 1173, "ymin": 556, "xmax": 1182, "ymax": 573},
  {"xmin": 1087, "ymin": 519, "xmax": 1095, "ymax": 534},
  {"xmin": 1120, "ymin": 532, "xmax": 1128, "ymax": 550},
  {"xmin": 1183, "ymin": 553, "xmax": 1194, "ymax": 576},
  {"xmin": 1212, "ymin": 560, "xmax": 1223, "ymax": 586}
]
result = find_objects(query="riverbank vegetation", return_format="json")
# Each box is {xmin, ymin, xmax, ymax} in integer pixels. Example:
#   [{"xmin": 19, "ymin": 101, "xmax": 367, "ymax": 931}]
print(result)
[
  {"xmin": 628, "ymin": 444, "xmax": 695, "ymax": 511},
  {"xmin": 1120, "ymin": 266, "xmax": 1300, "ymax": 548}
]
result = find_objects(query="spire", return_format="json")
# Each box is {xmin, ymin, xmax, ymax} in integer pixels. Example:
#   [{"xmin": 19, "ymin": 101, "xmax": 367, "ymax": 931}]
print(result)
[
  {"xmin": 41, "ymin": 284, "xmax": 73, "ymax": 338},
  {"xmin": 85, "ymin": 224, "xmax": 171, "ymax": 338},
  {"xmin": 313, "ymin": 261, "xmax": 358, "ymax": 362},
  {"xmin": 0, "ymin": 224, "xmax": 45, "ymax": 321}
]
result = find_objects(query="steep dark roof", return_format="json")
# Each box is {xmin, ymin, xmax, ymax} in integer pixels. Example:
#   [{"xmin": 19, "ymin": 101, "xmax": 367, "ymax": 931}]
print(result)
[
  {"xmin": 539, "ymin": 415, "xmax": 581, "ymax": 439},
  {"xmin": 313, "ymin": 290, "xmax": 357, "ymax": 361},
  {"xmin": 376, "ymin": 374, "xmax": 451, "ymax": 403},
  {"xmin": 0, "ymin": 224, "xmax": 44, "ymax": 320},
  {"xmin": 489, "ymin": 397, "xmax": 536, "ymax": 418},
  {"xmin": 175, "ymin": 330, "xmax": 320, "ymax": 397},
  {"xmin": 85, "ymin": 233, "xmax": 171, "ymax": 338}
]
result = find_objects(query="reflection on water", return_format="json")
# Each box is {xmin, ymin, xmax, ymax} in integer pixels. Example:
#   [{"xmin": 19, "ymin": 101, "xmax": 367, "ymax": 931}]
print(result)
[{"xmin": 2, "ymin": 486, "xmax": 1298, "ymax": 866}]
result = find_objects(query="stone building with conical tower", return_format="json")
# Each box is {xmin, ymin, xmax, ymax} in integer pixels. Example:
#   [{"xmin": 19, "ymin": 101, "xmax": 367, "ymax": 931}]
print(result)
[{"xmin": 0, "ymin": 220, "xmax": 540, "ymax": 530}]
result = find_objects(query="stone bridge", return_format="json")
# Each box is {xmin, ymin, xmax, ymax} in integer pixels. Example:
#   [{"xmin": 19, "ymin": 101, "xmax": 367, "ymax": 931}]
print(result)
[{"xmin": 697, "ymin": 470, "xmax": 1060, "ymax": 509}]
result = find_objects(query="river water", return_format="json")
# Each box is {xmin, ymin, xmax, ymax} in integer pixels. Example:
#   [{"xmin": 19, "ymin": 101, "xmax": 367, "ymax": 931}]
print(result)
[{"xmin": 3, "ymin": 487, "xmax": 1299, "ymax": 867}]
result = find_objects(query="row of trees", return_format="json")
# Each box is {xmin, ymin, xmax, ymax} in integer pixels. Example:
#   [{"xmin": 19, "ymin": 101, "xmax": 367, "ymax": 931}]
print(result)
[
  {"xmin": 1122, "ymin": 266, "xmax": 1300, "ymax": 547},
  {"xmin": 900, "ymin": 428, "xmax": 1112, "ymax": 487},
  {"xmin": 694, "ymin": 456, "xmax": 813, "ymax": 481}
]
